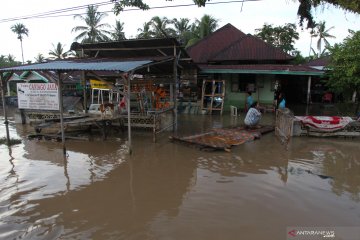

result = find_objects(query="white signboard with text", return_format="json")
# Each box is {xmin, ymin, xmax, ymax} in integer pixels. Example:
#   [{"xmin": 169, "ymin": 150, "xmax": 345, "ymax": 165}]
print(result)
[{"xmin": 17, "ymin": 83, "xmax": 59, "ymax": 110}]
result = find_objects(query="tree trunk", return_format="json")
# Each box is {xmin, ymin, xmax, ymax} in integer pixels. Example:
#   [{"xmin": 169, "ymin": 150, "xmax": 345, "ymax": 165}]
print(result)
[
  {"xmin": 355, "ymin": 89, "xmax": 360, "ymax": 116},
  {"xmin": 20, "ymin": 39, "xmax": 24, "ymax": 64}
]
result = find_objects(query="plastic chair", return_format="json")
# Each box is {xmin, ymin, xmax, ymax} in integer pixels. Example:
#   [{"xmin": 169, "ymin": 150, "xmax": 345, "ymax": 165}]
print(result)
[
  {"xmin": 322, "ymin": 92, "xmax": 333, "ymax": 103},
  {"xmin": 230, "ymin": 105, "xmax": 238, "ymax": 117}
]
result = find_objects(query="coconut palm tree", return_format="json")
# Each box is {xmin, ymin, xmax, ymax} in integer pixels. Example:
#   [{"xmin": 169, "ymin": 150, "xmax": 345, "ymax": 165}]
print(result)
[
  {"xmin": 196, "ymin": 14, "xmax": 219, "ymax": 38},
  {"xmin": 150, "ymin": 16, "xmax": 175, "ymax": 38},
  {"xmin": 186, "ymin": 14, "xmax": 219, "ymax": 48},
  {"xmin": 7, "ymin": 54, "xmax": 16, "ymax": 63},
  {"xmin": 173, "ymin": 18, "xmax": 192, "ymax": 45},
  {"xmin": 10, "ymin": 23, "xmax": 29, "ymax": 64},
  {"xmin": 72, "ymin": 5, "xmax": 111, "ymax": 43},
  {"xmin": 34, "ymin": 53, "xmax": 46, "ymax": 63},
  {"xmin": 312, "ymin": 21, "xmax": 335, "ymax": 57},
  {"xmin": 48, "ymin": 42, "xmax": 70, "ymax": 60},
  {"xmin": 112, "ymin": 20, "xmax": 126, "ymax": 41},
  {"xmin": 136, "ymin": 21, "xmax": 154, "ymax": 39}
]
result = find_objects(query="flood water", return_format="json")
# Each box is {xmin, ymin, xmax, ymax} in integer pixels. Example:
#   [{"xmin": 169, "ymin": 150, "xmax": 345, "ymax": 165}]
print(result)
[{"xmin": 0, "ymin": 108, "xmax": 359, "ymax": 240}]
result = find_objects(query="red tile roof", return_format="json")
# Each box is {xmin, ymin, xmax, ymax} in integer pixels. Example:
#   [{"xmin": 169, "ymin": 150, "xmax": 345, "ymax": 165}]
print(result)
[{"xmin": 187, "ymin": 23, "xmax": 293, "ymax": 63}]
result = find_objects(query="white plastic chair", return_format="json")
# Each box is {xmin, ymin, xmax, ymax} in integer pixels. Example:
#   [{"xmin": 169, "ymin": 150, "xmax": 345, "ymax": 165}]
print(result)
[{"xmin": 230, "ymin": 105, "xmax": 238, "ymax": 117}]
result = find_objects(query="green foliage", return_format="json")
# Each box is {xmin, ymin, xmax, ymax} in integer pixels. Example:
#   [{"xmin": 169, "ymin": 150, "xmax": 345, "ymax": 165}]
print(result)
[
  {"xmin": 311, "ymin": 21, "xmax": 335, "ymax": 56},
  {"xmin": 135, "ymin": 14, "xmax": 218, "ymax": 47},
  {"xmin": 326, "ymin": 30, "xmax": 360, "ymax": 95},
  {"xmin": 255, "ymin": 23, "xmax": 299, "ymax": 53},
  {"xmin": 72, "ymin": 5, "xmax": 111, "ymax": 43},
  {"xmin": 111, "ymin": 0, "xmax": 360, "ymax": 29},
  {"xmin": 10, "ymin": 22, "xmax": 29, "ymax": 63},
  {"xmin": 0, "ymin": 54, "xmax": 21, "ymax": 68},
  {"xmin": 48, "ymin": 42, "xmax": 70, "ymax": 60},
  {"xmin": 112, "ymin": 20, "xmax": 126, "ymax": 40},
  {"xmin": 34, "ymin": 53, "xmax": 46, "ymax": 63},
  {"xmin": 112, "ymin": 0, "xmax": 150, "ymax": 15},
  {"xmin": 112, "ymin": 0, "xmax": 209, "ymax": 14},
  {"xmin": 291, "ymin": 50, "xmax": 307, "ymax": 64},
  {"xmin": 10, "ymin": 23, "xmax": 29, "ymax": 41}
]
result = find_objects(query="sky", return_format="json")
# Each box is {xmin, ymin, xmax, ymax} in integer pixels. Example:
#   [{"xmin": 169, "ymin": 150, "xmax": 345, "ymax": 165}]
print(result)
[{"xmin": 0, "ymin": 0, "xmax": 359, "ymax": 63}]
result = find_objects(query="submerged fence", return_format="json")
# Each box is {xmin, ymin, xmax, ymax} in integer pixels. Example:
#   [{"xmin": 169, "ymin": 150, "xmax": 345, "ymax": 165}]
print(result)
[{"xmin": 275, "ymin": 108, "xmax": 294, "ymax": 145}]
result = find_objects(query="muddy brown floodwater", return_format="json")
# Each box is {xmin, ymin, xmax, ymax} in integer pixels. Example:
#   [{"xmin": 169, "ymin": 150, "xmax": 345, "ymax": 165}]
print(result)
[{"xmin": 0, "ymin": 110, "xmax": 359, "ymax": 240}]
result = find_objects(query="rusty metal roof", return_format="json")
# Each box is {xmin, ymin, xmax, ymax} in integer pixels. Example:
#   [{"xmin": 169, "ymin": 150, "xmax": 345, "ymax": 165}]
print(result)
[
  {"xmin": 211, "ymin": 34, "xmax": 293, "ymax": 61},
  {"xmin": 70, "ymin": 38, "xmax": 189, "ymax": 59},
  {"xmin": 187, "ymin": 23, "xmax": 246, "ymax": 63},
  {"xmin": 0, "ymin": 58, "xmax": 168, "ymax": 73}
]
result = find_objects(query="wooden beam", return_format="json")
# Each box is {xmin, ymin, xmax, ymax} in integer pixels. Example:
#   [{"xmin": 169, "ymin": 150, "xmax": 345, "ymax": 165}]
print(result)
[{"xmin": 81, "ymin": 45, "xmax": 182, "ymax": 51}]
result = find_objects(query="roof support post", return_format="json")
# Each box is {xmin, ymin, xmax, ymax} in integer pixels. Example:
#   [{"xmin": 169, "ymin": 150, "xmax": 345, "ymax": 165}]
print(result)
[
  {"xmin": 123, "ymin": 72, "xmax": 132, "ymax": 154},
  {"xmin": 173, "ymin": 44, "xmax": 178, "ymax": 131},
  {"xmin": 0, "ymin": 72, "xmax": 11, "ymax": 145},
  {"xmin": 6, "ymin": 80, "xmax": 11, "ymax": 97},
  {"xmin": 81, "ymin": 71, "xmax": 88, "ymax": 113},
  {"xmin": 57, "ymin": 71, "xmax": 67, "ymax": 157},
  {"xmin": 306, "ymin": 76, "xmax": 312, "ymax": 115}
]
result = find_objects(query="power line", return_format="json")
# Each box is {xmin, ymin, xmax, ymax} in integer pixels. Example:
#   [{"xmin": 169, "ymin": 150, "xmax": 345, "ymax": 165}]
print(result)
[
  {"xmin": 0, "ymin": 1, "xmax": 112, "ymax": 23},
  {"xmin": 0, "ymin": 0, "xmax": 261, "ymax": 23}
]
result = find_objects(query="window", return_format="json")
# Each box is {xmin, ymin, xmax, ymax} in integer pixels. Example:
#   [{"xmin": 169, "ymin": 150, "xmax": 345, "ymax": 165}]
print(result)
[{"xmin": 231, "ymin": 74, "xmax": 256, "ymax": 92}]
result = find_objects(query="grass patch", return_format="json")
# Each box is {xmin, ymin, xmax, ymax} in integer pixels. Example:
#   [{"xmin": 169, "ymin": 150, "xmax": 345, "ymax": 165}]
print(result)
[{"xmin": 0, "ymin": 137, "xmax": 22, "ymax": 146}]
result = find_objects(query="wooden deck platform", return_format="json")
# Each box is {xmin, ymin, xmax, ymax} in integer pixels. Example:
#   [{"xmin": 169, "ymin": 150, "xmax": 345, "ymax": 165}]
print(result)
[
  {"xmin": 32, "ymin": 108, "xmax": 175, "ymax": 141},
  {"xmin": 170, "ymin": 125, "xmax": 274, "ymax": 152}
]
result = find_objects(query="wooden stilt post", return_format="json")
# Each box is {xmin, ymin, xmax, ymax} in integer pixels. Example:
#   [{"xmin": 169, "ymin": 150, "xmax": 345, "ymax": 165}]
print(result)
[
  {"xmin": 57, "ymin": 71, "xmax": 66, "ymax": 157},
  {"xmin": 81, "ymin": 71, "xmax": 88, "ymax": 113},
  {"xmin": 126, "ymin": 73, "xmax": 132, "ymax": 154},
  {"xmin": 80, "ymin": 49, "xmax": 88, "ymax": 114},
  {"xmin": 306, "ymin": 76, "xmax": 312, "ymax": 115},
  {"xmin": 173, "ymin": 44, "xmax": 178, "ymax": 131},
  {"xmin": 0, "ymin": 73, "xmax": 11, "ymax": 145}
]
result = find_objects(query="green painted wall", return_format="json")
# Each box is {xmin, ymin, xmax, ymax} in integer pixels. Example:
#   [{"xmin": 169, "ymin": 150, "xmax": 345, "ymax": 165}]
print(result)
[{"xmin": 222, "ymin": 74, "xmax": 275, "ymax": 112}]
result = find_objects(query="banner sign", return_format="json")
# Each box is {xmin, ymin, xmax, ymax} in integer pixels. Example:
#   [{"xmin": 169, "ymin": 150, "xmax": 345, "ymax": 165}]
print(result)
[
  {"xmin": 17, "ymin": 83, "xmax": 59, "ymax": 110},
  {"xmin": 90, "ymin": 79, "xmax": 112, "ymax": 90}
]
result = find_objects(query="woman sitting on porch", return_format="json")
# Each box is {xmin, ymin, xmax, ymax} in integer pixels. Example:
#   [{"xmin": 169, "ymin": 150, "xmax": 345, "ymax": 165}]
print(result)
[{"xmin": 244, "ymin": 102, "xmax": 262, "ymax": 128}]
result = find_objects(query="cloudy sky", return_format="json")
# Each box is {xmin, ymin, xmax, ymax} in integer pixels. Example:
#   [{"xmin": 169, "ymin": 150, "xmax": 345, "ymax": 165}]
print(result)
[{"xmin": 0, "ymin": 0, "xmax": 359, "ymax": 62}]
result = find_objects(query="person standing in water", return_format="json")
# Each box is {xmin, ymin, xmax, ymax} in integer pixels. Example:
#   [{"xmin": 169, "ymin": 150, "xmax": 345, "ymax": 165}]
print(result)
[
  {"xmin": 244, "ymin": 101, "xmax": 262, "ymax": 128},
  {"xmin": 278, "ymin": 92, "xmax": 286, "ymax": 109},
  {"xmin": 246, "ymin": 92, "xmax": 253, "ymax": 111}
]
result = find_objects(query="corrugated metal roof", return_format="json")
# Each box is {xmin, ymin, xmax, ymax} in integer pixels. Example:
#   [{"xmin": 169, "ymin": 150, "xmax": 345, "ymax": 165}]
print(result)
[
  {"xmin": 199, "ymin": 64, "xmax": 324, "ymax": 76},
  {"xmin": 305, "ymin": 55, "xmax": 331, "ymax": 67},
  {"xmin": 0, "ymin": 58, "xmax": 153, "ymax": 72}
]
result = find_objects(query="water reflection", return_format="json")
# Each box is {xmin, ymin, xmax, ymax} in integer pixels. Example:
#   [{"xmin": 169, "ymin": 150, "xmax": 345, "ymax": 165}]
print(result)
[
  {"xmin": 289, "ymin": 138, "xmax": 360, "ymax": 202},
  {"xmin": 2, "ymin": 137, "xmax": 197, "ymax": 239},
  {"xmin": 1, "ymin": 111, "xmax": 360, "ymax": 239}
]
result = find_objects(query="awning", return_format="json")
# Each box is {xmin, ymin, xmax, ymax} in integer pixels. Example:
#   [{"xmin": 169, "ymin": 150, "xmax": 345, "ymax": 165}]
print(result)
[
  {"xmin": 199, "ymin": 64, "xmax": 324, "ymax": 76},
  {"xmin": 0, "ymin": 58, "xmax": 164, "ymax": 73}
]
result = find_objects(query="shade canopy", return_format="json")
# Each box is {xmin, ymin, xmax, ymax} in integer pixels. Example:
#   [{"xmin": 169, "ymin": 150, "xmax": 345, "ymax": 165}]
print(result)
[{"xmin": 0, "ymin": 58, "xmax": 159, "ymax": 73}]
